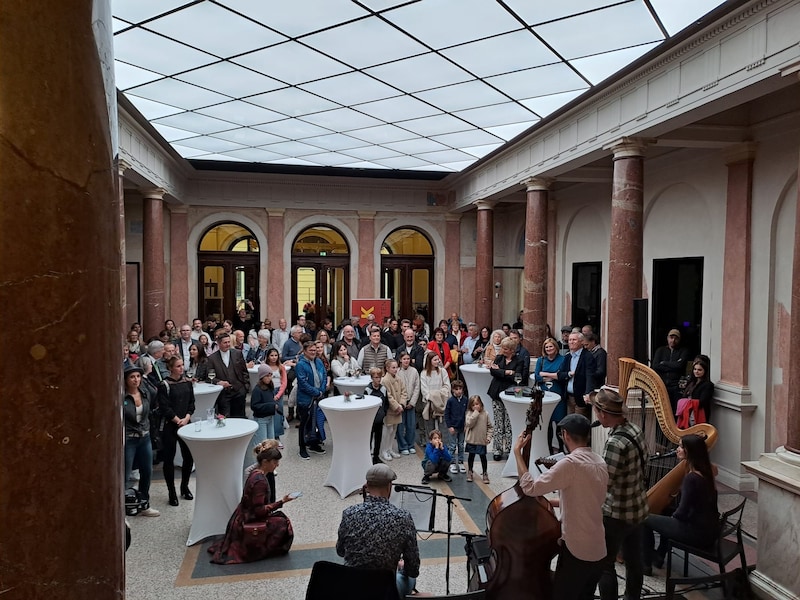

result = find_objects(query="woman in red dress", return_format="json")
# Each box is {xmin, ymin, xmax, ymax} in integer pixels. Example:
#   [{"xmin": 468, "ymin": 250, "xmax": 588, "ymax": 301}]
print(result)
[{"xmin": 208, "ymin": 448, "xmax": 296, "ymax": 564}]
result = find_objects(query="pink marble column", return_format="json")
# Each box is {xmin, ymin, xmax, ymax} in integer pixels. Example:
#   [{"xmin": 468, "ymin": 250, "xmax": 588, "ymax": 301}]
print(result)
[
  {"xmin": 142, "ymin": 188, "xmax": 166, "ymax": 338},
  {"xmin": 445, "ymin": 215, "xmax": 462, "ymax": 315},
  {"xmin": 0, "ymin": 1, "xmax": 125, "ymax": 596},
  {"xmin": 169, "ymin": 205, "xmax": 189, "ymax": 323},
  {"xmin": 787, "ymin": 144, "xmax": 800, "ymax": 455},
  {"xmin": 475, "ymin": 201, "xmax": 495, "ymax": 329},
  {"xmin": 606, "ymin": 139, "xmax": 648, "ymax": 385},
  {"xmin": 719, "ymin": 145, "xmax": 756, "ymax": 387},
  {"xmin": 267, "ymin": 209, "xmax": 285, "ymax": 320},
  {"xmin": 117, "ymin": 159, "xmax": 130, "ymax": 336},
  {"xmin": 547, "ymin": 197, "xmax": 558, "ymax": 335},
  {"xmin": 358, "ymin": 212, "xmax": 376, "ymax": 299},
  {"xmin": 523, "ymin": 178, "xmax": 552, "ymax": 355}
]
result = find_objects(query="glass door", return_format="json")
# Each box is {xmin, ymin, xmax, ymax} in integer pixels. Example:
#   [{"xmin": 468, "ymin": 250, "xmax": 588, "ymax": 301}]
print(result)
[
  {"xmin": 381, "ymin": 259, "xmax": 433, "ymax": 322},
  {"xmin": 292, "ymin": 258, "xmax": 349, "ymax": 327}
]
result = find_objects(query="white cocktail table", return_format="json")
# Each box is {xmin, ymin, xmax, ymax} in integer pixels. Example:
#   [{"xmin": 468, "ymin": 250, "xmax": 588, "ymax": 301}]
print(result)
[
  {"xmin": 192, "ymin": 382, "xmax": 223, "ymax": 419},
  {"xmin": 319, "ymin": 395, "xmax": 381, "ymax": 499},
  {"xmin": 178, "ymin": 418, "xmax": 258, "ymax": 545},
  {"xmin": 459, "ymin": 363, "xmax": 495, "ymax": 425},
  {"xmin": 332, "ymin": 375, "xmax": 371, "ymax": 396},
  {"xmin": 499, "ymin": 390, "xmax": 561, "ymax": 478}
]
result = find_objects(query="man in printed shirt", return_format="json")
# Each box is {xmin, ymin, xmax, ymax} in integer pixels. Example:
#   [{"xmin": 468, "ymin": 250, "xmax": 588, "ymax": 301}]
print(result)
[
  {"xmin": 336, "ymin": 464, "xmax": 420, "ymax": 597},
  {"xmin": 514, "ymin": 414, "xmax": 608, "ymax": 600},
  {"xmin": 592, "ymin": 387, "xmax": 649, "ymax": 600}
]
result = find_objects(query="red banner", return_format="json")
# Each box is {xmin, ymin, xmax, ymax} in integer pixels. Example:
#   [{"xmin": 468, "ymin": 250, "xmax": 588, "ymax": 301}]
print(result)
[{"xmin": 351, "ymin": 299, "xmax": 392, "ymax": 328}]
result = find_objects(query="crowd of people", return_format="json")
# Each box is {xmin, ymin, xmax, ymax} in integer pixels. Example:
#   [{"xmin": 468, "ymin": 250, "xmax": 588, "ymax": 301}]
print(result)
[{"xmin": 122, "ymin": 307, "xmax": 720, "ymax": 598}]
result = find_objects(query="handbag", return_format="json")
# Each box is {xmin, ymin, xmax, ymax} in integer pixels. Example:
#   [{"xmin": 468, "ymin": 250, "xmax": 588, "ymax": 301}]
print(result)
[
  {"xmin": 242, "ymin": 521, "xmax": 269, "ymax": 548},
  {"xmin": 242, "ymin": 511, "xmax": 294, "ymax": 554}
]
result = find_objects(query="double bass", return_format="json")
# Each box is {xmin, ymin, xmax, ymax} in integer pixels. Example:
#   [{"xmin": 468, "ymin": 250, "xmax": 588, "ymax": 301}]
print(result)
[{"xmin": 480, "ymin": 388, "xmax": 561, "ymax": 600}]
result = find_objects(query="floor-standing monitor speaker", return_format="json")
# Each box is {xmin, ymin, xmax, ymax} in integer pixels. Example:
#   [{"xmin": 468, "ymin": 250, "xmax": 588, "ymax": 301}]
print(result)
[{"xmin": 633, "ymin": 299, "xmax": 648, "ymax": 364}]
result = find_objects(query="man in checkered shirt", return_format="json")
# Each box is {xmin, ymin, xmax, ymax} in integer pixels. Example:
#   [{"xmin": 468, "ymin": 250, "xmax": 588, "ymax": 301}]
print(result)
[{"xmin": 592, "ymin": 387, "xmax": 648, "ymax": 600}]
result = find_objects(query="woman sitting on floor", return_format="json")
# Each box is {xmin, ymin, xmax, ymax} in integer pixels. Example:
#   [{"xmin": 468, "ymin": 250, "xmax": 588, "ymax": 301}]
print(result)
[{"xmin": 209, "ymin": 448, "xmax": 296, "ymax": 564}]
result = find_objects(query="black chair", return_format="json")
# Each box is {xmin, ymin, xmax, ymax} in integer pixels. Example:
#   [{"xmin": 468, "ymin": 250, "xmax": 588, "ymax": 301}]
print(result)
[
  {"xmin": 305, "ymin": 560, "xmax": 400, "ymax": 600},
  {"xmin": 405, "ymin": 591, "xmax": 486, "ymax": 600},
  {"xmin": 666, "ymin": 498, "xmax": 750, "ymax": 600}
]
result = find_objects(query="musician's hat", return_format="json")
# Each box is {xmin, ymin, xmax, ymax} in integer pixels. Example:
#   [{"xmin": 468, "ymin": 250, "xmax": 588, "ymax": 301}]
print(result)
[
  {"xmin": 558, "ymin": 414, "xmax": 591, "ymax": 438},
  {"xmin": 365, "ymin": 464, "xmax": 396, "ymax": 486},
  {"xmin": 591, "ymin": 386, "xmax": 625, "ymax": 415}
]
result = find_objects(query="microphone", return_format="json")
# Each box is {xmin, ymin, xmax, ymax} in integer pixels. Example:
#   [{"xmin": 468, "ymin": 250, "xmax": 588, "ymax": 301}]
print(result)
[
  {"xmin": 591, "ymin": 420, "xmax": 602, "ymax": 428},
  {"xmin": 395, "ymin": 484, "xmax": 426, "ymax": 493},
  {"xmin": 650, "ymin": 449, "xmax": 678, "ymax": 460}
]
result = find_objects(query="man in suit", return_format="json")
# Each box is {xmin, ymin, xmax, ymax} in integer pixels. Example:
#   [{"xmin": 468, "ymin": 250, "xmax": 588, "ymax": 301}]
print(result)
[
  {"xmin": 207, "ymin": 332, "xmax": 250, "ymax": 418},
  {"xmin": 558, "ymin": 332, "xmax": 597, "ymax": 419},
  {"xmin": 508, "ymin": 329, "xmax": 531, "ymax": 382},
  {"xmin": 175, "ymin": 324, "xmax": 201, "ymax": 365},
  {"xmin": 395, "ymin": 327, "xmax": 425, "ymax": 372},
  {"xmin": 584, "ymin": 332, "xmax": 607, "ymax": 389}
]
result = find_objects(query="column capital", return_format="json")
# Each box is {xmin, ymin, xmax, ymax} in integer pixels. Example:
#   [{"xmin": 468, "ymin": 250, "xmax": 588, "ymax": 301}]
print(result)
[
  {"xmin": 523, "ymin": 177, "xmax": 554, "ymax": 192},
  {"xmin": 605, "ymin": 137, "xmax": 654, "ymax": 159},
  {"xmin": 474, "ymin": 199, "xmax": 495, "ymax": 211},
  {"xmin": 168, "ymin": 204, "xmax": 187, "ymax": 215},
  {"xmin": 444, "ymin": 213, "xmax": 462, "ymax": 223},
  {"xmin": 779, "ymin": 58, "xmax": 800, "ymax": 79},
  {"xmin": 139, "ymin": 187, "xmax": 166, "ymax": 200},
  {"xmin": 358, "ymin": 210, "xmax": 376, "ymax": 219},
  {"xmin": 266, "ymin": 208, "xmax": 285, "ymax": 218},
  {"xmin": 723, "ymin": 142, "xmax": 758, "ymax": 165},
  {"xmin": 117, "ymin": 158, "xmax": 132, "ymax": 175}
]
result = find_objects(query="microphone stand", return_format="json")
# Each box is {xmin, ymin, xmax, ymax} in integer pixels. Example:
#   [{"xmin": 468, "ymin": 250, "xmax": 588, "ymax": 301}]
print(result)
[{"xmin": 426, "ymin": 490, "xmax": 471, "ymax": 595}]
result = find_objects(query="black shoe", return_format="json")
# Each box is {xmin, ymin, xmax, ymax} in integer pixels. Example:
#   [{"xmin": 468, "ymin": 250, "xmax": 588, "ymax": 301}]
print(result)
[
  {"xmin": 180, "ymin": 488, "xmax": 193, "ymax": 501},
  {"xmin": 298, "ymin": 449, "xmax": 310, "ymax": 460},
  {"xmin": 441, "ymin": 474, "xmax": 453, "ymax": 482},
  {"xmin": 642, "ymin": 565, "xmax": 653, "ymax": 577},
  {"xmin": 652, "ymin": 553, "xmax": 665, "ymax": 569},
  {"xmin": 308, "ymin": 445, "xmax": 326, "ymax": 455},
  {"xmin": 168, "ymin": 491, "xmax": 179, "ymax": 507},
  {"xmin": 421, "ymin": 475, "xmax": 431, "ymax": 484},
  {"xmin": 493, "ymin": 453, "xmax": 503, "ymax": 461}
]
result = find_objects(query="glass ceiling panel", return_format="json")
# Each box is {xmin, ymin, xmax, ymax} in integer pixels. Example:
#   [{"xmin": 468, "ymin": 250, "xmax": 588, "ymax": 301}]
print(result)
[
  {"xmin": 197, "ymin": 101, "xmax": 286, "ymax": 127},
  {"xmin": 299, "ymin": 108, "xmax": 383, "ymax": 132},
  {"xmin": 415, "ymin": 80, "xmax": 509, "ymax": 112},
  {"xmin": 354, "ymin": 95, "xmax": 441, "ymax": 122},
  {"xmin": 114, "ymin": 0, "xmax": 731, "ymax": 171},
  {"xmin": 533, "ymin": 2, "xmax": 664, "ymax": 60},
  {"xmin": 233, "ymin": 42, "xmax": 350, "ymax": 86},
  {"xmin": 650, "ymin": 0, "xmax": 726, "ymax": 35},
  {"xmin": 299, "ymin": 72, "xmax": 400, "ymax": 106},
  {"xmin": 441, "ymin": 31, "xmax": 562, "ymax": 78},
  {"xmin": 218, "ymin": 0, "xmax": 369, "ymax": 38},
  {"xmin": 127, "ymin": 78, "xmax": 230, "ymax": 110},
  {"xmin": 176, "ymin": 62, "xmax": 284, "ymax": 98},
  {"xmin": 303, "ymin": 17, "xmax": 427, "ymax": 69},
  {"xmin": 114, "ymin": 60, "xmax": 162, "ymax": 90},
  {"xmin": 384, "ymin": 0, "xmax": 522, "ymax": 49},
  {"xmin": 113, "ymin": 28, "xmax": 215, "ymax": 74},
  {"xmin": 112, "ymin": 0, "xmax": 191, "ymax": 24},
  {"xmin": 365, "ymin": 53, "xmax": 473, "ymax": 93},
  {"xmin": 143, "ymin": 3, "xmax": 286, "ymax": 59},
  {"xmin": 339, "ymin": 160, "xmax": 389, "ymax": 169}
]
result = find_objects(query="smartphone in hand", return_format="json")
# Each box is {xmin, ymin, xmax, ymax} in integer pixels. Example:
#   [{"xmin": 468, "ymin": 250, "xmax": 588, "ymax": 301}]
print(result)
[{"xmin": 288, "ymin": 491, "xmax": 303, "ymax": 499}]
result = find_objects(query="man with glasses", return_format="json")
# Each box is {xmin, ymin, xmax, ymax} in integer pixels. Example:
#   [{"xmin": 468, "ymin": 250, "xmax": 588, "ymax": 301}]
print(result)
[{"xmin": 176, "ymin": 324, "xmax": 200, "ymax": 365}]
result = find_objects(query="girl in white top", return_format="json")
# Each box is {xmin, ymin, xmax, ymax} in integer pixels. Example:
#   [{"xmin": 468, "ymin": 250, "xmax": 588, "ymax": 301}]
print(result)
[
  {"xmin": 420, "ymin": 352, "xmax": 451, "ymax": 441},
  {"xmin": 330, "ymin": 341, "xmax": 361, "ymax": 380},
  {"xmin": 396, "ymin": 351, "xmax": 421, "ymax": 454}
]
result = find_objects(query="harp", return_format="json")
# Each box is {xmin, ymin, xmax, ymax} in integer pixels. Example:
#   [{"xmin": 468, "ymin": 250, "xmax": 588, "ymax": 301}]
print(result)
[{"xmin": 617, "ymin": 357, "xmax": 718, "ymax": 515}]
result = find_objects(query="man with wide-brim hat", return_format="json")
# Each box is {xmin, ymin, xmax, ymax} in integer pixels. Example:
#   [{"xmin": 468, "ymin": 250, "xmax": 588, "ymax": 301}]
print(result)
[{"xmin": 591, "ymin": 387, "xmax": 649, "ymax": 600}]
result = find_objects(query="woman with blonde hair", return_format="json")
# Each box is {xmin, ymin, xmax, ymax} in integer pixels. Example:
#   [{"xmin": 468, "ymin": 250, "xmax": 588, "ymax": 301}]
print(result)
[{"xmin": 483, "ymin": 329, "xmax": 507, "ymax": 365}]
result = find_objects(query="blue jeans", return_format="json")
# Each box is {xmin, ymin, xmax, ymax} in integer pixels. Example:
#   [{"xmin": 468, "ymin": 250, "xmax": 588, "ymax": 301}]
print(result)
[
  {"xmin": 397, "ymin": 408, "xmax": 417, "ymax": 452},
  {"xmin": 396, "ymin": 571, "xmax": 416, "ymax": 597},
  {"xmin": 124, "ymin": 434, "xmax": 153, "ymax": 501},
  {"xmin": 448, "ymin": 428, "xmax": 465, "ymax": 463},
  {"xmin": 254, "ymin": 415, "xmax": 275, "ymax": 444},
  {"xmin": 274, "ymin": 398, "xmax": 285, "ymax": 438}
]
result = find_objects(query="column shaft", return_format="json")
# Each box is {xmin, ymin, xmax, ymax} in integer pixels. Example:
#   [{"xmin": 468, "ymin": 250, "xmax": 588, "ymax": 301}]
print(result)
[
  {"xmin": 475, "ymin": 202, "xmax": 494, "ymax": 329},
  {"xmin": 787, "ymin": 146, "xmax": 800, "ymax": 454},
  {"xmin": 606, "ymin": 142, "xmax": 645, "ymax": 385},
  {"xmin": 0, "ymin": 1, "xmax": 125, "ymax": 596},
  {"xmin": 445, "ymin": 216, "xmax": 461, "ymax": 315},
  {"xmin": 169, "ymin": 207, "xmax": 189, "ymax": 323},
  {"xmin": 142, "ymin": 192, "xmax": 165, "ymax": 337},
  {"xmin": 267, "ymin": 209, "xmax": 285, "ymax": 320},
  {"xmin": 357, "ymin": 212, "xmax": 376, "ymax": 299},
  {"xmin": 523, "ymin": 181, "xmax": 550, "ymax": 354}
]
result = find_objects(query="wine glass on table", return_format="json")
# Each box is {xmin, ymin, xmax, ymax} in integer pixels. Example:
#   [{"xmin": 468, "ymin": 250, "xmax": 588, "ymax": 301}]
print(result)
[
  {"xmin": 208, "ymin": 368, "xmax": 216, "ymax": 383},
  {"xmin": 514, "ymin": 372, "xmax": 522, "ymax": 387}
]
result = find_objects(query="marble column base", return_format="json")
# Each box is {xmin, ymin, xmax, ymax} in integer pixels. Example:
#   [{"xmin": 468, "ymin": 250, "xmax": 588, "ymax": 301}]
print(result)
[{"xmin": 743, "ymin": 451, "xmax": 800, "ymax": 599}]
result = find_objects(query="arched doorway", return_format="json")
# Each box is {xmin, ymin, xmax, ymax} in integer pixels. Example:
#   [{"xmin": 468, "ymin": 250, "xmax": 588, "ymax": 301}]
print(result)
[
  {"xmin": 197, "ymin": 222, "xmax": 260, "ymax": 323},
  {"xmin": 291, "ymin": 225, "xmax": 350, "ymax": 327},
  {"xmin": 381, "ymin": 228, "xmax": 434, "ymax": 322}
]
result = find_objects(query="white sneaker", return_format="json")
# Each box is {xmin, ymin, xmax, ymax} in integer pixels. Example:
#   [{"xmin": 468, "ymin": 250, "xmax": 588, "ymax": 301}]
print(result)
[
  {"xmin": 449, "ymin": 464, "xmax": 458, "ymax": 474},
  {"xmin": 138, "ymin": 507, "xmax": 160, "ymax": 517},
  {"xmin": 459, "ymin": 464, "xmax": 467, "ymax": 473},
  {"xmin": 401, "ymin": 449, "xmax": 410, "ymax": 455},
  {"xmin": 129, "ymin": 469, "xmax": 140, "ymax": 482},
  {"xmin": 382, "ymin": 451, "xmax": 393, "ymax": 461},
  {"xmin": 390, "ymin": 451, "xmax": 401, "ymax": 458}
]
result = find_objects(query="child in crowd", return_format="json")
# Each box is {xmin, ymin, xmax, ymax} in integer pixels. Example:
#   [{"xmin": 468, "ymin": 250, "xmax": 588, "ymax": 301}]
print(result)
[
  {"xmin": 464, "ymin": 396, "xmax": 494, "ymax": 483},
  {"xmin": 251, "ymin": 363, "xmax": 277, "ymax": 448},
  {"xmin": 444, "ymin": 380, "xmax": 468, "ymax": 475},
  {"xmin": 421, "ymin": 429, "xmax": 452, "ymax": 484},
  {"xmin": 244, "ymin": 439, "xmax": 280, "ymax": 502},
  {"xmin": 380, "ymin": 359, "xmax": 407, "ymax": 462},
  {"xmin": 365, "ymin": 367, "xmax": 388, "ymax": 465}
]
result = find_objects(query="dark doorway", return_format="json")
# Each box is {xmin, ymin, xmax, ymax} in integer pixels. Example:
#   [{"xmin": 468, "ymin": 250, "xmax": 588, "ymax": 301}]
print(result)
[
  {"xmin": 572, "ymin": 262, "xmax": 602, "ymax": 333},
  {"xmin": 380, "ymin": 228, "xmax": 435, "ymax": 321},
  {"xmin": 651, "ymin": 257, "xmax": 703, "ymax": 359}
]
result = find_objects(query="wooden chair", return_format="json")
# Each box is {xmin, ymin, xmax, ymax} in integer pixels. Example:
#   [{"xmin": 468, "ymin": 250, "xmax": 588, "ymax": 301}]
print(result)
[{"xmin": 666, "ymin": 498, "xmax": 750, "ymax": 600}]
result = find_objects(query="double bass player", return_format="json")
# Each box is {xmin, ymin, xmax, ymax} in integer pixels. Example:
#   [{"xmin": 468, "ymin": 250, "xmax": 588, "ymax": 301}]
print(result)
[{"xmin": 513, "ymin": 414, "xmax": 608, "ymax": 600}]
